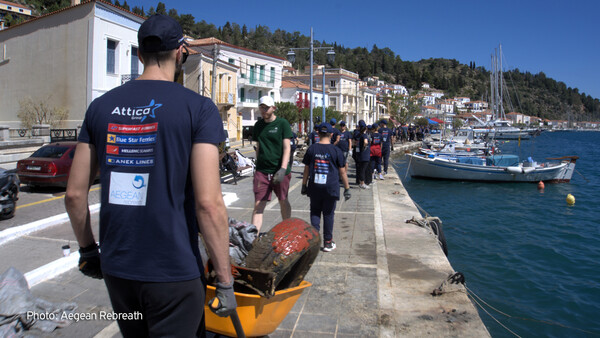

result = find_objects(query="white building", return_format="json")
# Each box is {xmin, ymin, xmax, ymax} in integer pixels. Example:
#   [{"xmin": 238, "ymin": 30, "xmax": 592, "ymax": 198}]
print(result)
[
  {"xmin": 189, "ymin": 38, "xmax": 286, "ymax": 127},
  {"xmin": 0, "ymin": 0, "xmax": 145, "ymax": 127}
]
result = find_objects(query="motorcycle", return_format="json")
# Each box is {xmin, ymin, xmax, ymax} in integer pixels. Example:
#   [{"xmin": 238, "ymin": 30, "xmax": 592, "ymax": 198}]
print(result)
[{"xmin": 0, "ymin": 168, "xmax": 19, "ymax": 220}]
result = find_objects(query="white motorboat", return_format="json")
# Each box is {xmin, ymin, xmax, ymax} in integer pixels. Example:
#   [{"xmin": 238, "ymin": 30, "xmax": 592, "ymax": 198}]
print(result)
[{"xmin": 406, "ymin": 153, "xmax": 578, "ymax": 183}]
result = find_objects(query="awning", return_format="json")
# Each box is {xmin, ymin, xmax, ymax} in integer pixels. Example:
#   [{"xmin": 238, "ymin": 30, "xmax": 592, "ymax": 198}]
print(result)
[
  {"xmin": 428, "ymin": 119, "xmax": 439, "ymax": 124},
  {"xmin": 430, "ymin": 117, "xmax": 444, "ymax": 124}
]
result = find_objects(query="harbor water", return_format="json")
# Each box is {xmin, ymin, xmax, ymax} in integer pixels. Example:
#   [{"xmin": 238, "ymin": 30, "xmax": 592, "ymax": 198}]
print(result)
[{"xmin": 394, "ymin": 131, "xmax": 600, "ymax": 337}]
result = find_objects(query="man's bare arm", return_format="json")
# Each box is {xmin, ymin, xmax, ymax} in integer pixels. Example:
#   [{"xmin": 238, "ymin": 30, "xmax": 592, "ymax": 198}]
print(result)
[
  {"xmin": 191, "ymin": 143, "xmax": 232, "ymax": 284},
  {"xmin": 281, "ymin": 138, "xmax": 291, "ymax": 170},
  {"xmin": 65, "ymin": 143, "xmax": 98, "ymax": 248}
]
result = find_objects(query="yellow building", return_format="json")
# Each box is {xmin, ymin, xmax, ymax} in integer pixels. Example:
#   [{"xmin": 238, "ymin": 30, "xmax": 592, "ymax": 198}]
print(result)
[{"xmin": 183, "ymin": 50, "xmax": 240, "ymax": 141}]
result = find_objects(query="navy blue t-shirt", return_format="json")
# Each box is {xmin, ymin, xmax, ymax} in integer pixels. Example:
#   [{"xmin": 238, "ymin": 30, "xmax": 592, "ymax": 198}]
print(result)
[
  {"xmin": 331, "ymin": 128, "xmax": 341, "ymax": 145},
  {"xmin": 302, "ymin": 143, "xmax": 345, "ymax": 199},
  {"xmin": 309, "ymin": 131, "xmax": 320, "ymax": 145},
  {"xmin": 352, "ymin": 129, "xmax": 361, "ymax": 153},
  {"xmin": 371, "ymin": 132, "xmax": 382, "ymax": 146},
  {"xmin": 336, "ymin": 130, "xmax": 352, "ymax": 152},
  {"xmin": 379, "ymin": 127, "xmax": 392, "ymax": 148},
  {"xmin": 78, "ymin": 80, "xmax": 225, "ymax": 282},
  {"xmin": 358, "ymin": 133, "xmax": 371, "ymax": 162}
]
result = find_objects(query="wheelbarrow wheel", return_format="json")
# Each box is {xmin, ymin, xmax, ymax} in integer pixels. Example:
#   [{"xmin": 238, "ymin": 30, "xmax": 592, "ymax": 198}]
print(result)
[{"xmin": 245, "ymin": 218, "xmax": 320, "ymax": 291}]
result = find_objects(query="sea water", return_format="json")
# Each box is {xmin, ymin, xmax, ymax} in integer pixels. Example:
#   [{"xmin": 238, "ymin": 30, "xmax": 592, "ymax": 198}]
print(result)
[{"xmin": 394, "ymin": 131, "xmax": 600, "ymax": 337}]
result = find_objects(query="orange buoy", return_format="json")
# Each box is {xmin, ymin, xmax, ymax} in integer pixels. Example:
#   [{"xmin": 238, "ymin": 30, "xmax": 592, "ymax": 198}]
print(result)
[{"xmin": 537, "ymin": 181, "xmax": 545, "ymax": 190}]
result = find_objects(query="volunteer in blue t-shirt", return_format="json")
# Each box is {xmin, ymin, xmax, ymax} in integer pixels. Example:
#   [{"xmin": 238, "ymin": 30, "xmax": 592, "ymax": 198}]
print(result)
[
  {"xmin": 301, "ymin": 123, "xmax": 351, "ymax": 252},
  {"xmin": 330, "ymin": 118, "xmax": 341, "ymax": 145},
  {"xmin": 308, "ymin": 125, "xmax": 320, "ymax": 145},
  {"xmin": 356, "ymin": 120, "xmax": 371, "ymax": 189},
  {"xmin": 336, "ymin": 121, "xmax": 352, "ymax": 172},
  {"xmin": 378, "ymin": 119, "xmax": 393, "ymax": 175},
  {"xmin": 65, "ymin": 14, "xmax": 235, "ymax": 337}
]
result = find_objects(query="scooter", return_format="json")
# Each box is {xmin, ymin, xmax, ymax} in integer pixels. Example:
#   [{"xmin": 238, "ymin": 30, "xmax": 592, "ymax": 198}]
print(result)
[{"xmin": 0, "ymin": 168, "xmax": 19, "ymax": 220}]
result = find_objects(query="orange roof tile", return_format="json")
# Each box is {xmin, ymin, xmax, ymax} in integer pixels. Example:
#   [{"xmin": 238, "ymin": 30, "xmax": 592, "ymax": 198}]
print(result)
[{"xmin": 188, "ymin": 37, "xmax": 286, "ymax": 61}]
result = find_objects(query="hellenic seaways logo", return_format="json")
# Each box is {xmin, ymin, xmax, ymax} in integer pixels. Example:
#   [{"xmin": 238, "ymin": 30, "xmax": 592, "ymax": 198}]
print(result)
[{"xmin": 111, "ymin": 99, "xmax": 162, "ymax": 122}]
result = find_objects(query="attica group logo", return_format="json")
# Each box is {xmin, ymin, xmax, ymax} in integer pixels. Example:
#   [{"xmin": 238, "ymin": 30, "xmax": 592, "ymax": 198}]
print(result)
[{"xmin": 110, "ymin": 99, "xmax": 162, "ymax": 122}]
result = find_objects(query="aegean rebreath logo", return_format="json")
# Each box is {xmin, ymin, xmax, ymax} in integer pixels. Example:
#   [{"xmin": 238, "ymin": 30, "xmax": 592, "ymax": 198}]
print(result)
[{"xmin": 111, "ymin": 99, "xmax": 162, "ymax": 122}]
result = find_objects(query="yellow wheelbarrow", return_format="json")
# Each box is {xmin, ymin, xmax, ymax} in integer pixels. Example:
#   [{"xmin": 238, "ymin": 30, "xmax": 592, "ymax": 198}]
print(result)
[
  {"xmin": 205, "ymin": 218, "xmax": 320, "ymax": 337},
  {"xmin": 205, "ymin": 280, "xmax": 311, "ymax": 337}
]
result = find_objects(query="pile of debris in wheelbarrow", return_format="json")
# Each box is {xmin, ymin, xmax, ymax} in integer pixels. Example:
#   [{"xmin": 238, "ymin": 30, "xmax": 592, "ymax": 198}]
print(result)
[{"xmin": 203, "ymin": 217, "xmax": 320, "ymax": 337}]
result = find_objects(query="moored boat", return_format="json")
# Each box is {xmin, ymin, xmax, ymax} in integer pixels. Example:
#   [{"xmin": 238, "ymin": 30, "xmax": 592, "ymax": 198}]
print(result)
[{"xmin": 406, "ymin": 153, "xmax": 578, "ymax": 183}]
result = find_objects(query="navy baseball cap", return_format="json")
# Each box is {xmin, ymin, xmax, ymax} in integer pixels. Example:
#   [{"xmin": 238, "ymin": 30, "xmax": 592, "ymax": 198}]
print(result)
[
  {"xmin": 340, "ymin": 121, "xmax": 346, "ymax": 125},
  {"xmin": 358, "ymin": 120, "xmax": 366, "ymax": 128},
  {"xmin": 330, "ymin": 118, "xmax": 337, "ymax": 125},
  {"xmin": 318, "ymin": 123, "xmax": 333, "ymax": 133},
  {"xmin": 380, "ymin": 119, "xmax": 387, "ymax": 125},
  {"xmin": 138, "ymin": 14, "xmax": 188, "ymax": 53}
]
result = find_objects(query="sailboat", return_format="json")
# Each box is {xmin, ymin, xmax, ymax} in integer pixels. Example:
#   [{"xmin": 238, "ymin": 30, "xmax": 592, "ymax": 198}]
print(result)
[{"xmin": 480, "ymin": 45, "xmax": 530, "ymax": 140}]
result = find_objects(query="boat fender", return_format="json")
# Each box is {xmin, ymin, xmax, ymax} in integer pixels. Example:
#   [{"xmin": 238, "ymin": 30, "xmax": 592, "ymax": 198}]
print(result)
[
  {"xmin": 506, "ymin": 166, "xmax": 521, "ymax": 174},
  {"xmin": 522, "ymin": 167, "xmax": 536, "ymax": 174}
]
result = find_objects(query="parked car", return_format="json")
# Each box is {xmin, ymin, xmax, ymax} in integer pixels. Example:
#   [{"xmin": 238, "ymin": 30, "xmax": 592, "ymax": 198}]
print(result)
[
  {"xmin": 17, "ymin": 142, "xmax": 79, "ymax": 188},
  {"xmin": 0, "ymin": 168, "xmax": 19, "ymax": 220}
]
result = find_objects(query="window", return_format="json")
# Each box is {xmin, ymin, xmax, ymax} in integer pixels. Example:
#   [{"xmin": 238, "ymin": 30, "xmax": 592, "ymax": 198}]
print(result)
[
  {"xmin": 330, "ymin": 80, "xmax": 336, "ymax": 88},
  {"xmin": 107, "ymin": 39, "xmax": 117, "ymax": 74},
  {"xmin": 270, "ymin": 67, "xmax": 275, "ymax": 82},
  {"xmin": 240, "ymin": 88, "xmax": 245, "ymax": 101},
  {"xmin": 228, "ymin": 58, "xmax": 235, "ymax": 64},
  {"xmin": 131, "ymin": 46, "xmax": 139, "ymax": 75},
  {"xmin": 259, "ymin": 65, "xmax": 265, "ymax": 81}
]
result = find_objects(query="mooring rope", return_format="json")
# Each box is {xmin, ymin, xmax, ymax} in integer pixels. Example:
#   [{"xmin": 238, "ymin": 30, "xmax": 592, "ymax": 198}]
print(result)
[{"xmin": 465, "ymin": 285, "xmax": 600, "ymax": 336}]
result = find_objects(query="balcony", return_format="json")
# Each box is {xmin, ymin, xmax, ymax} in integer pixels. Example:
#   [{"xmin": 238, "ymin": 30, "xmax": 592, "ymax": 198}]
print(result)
[
  {"xmin": 341, "ymin": 103, "xmax": 355, "ymax": 113},
  {"xmin": 238, "ymin": 74, "xmax": 275, "ymax": 89},
  {"xmin": 238, "ymin": 97, "xmax": 258, "ymax": 108},
  {"xmin": 215, "ymin": 92, "xmax": 236, "ymax": 105},
  {"xmin": 121, "ymin": 74, "xmax": 139, "ymax": 84}
]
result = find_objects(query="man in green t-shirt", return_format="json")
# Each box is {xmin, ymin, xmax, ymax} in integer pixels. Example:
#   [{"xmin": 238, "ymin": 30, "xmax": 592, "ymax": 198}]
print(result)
[{"xmin": 252, "ymin": 96, "xmax": 293, "ymax": 231}]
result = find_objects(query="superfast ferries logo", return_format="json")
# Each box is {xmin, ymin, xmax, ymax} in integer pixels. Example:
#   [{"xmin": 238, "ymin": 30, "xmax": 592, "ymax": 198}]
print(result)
[{"xmin": 111, "ymin": 99, "xmax": 162, "ymax": 122}]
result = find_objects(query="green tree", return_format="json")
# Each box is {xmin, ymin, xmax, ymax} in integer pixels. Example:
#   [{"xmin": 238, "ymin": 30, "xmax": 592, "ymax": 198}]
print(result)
[
  {"xmin": 275, "ymin": 102, "xmax": 299, "ymax": 124},
  {"xmin": 155, "ymin": 2, "xmax": 167, "ymax": 15},
  {"xmin": 415, "ymin": 117, "xmax": 429, "ymax": 127},
  {"xmin": 452, "ymin": 118, "xmax": 463, "ymax": 130}
]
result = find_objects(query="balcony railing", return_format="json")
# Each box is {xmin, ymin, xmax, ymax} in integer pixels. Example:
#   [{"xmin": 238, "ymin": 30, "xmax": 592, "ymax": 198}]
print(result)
[
  {"xmin": 238, "ymin": 76, "xmax": 275, "ymax": 88},
  {"xmin": 121, "ymin": 74, "xmax": 140, "ymax": 84},
  {"xmin": 216, "ymin": 92, "xmax": 236, "ymax": 105},
  {"xmin": 238, "ymin": 98, "xmax": 258, "ymax": 108}
]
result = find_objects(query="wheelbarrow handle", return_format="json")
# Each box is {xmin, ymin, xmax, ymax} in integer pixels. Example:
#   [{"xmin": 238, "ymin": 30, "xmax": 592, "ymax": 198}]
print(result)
[{"xmin": 209, "ymin": 297, "xmax": 246, "ymax": 338}]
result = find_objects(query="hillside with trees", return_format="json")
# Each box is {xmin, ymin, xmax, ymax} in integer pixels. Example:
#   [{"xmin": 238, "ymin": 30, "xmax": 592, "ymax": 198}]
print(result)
[{"xmin": 11, "ymin": 0, "xmax": 600, "ymax": 122}]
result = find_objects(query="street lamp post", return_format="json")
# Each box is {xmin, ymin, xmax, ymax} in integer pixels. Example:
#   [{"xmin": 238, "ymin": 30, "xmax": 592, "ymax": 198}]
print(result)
[{"xmin": 287, "ymin": 27, "xmax": 335, "ymax": 132}]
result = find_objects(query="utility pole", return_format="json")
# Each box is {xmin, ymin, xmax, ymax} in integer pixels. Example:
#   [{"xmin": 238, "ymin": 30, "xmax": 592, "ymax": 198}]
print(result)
[{"xmin": 211, "ymin": 44, "xmax": 219, "ymax": 103}]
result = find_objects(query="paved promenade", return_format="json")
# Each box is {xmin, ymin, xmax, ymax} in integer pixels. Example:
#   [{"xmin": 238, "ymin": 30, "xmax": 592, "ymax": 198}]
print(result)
[{"xmin": 0, "ymin": 141, "xmax": 490, "ymax": 337}]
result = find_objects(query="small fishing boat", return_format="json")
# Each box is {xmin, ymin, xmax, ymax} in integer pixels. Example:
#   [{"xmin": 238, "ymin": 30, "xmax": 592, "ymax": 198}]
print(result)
[{"xmin": 406, "ymin": 153, "xmax": 578, "ymax": 183}]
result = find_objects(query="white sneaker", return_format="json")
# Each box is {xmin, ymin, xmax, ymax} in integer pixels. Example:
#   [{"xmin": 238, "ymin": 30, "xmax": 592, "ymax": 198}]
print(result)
[{"xmin": 379, "ymin": 174, "xmax": 384, "ymax": 180}]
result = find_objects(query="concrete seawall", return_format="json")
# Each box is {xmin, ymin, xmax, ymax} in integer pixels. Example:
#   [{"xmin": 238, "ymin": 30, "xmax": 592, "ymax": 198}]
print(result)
[{"xmin": 373, "ymin": 143, "xmax": 490, "ymax": 336}]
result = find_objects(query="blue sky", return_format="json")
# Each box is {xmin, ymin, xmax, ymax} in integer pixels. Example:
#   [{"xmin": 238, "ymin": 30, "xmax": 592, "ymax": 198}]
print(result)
[{"xmin": 130, "ymin": 0, "xmax": 600, "ymax": 100}]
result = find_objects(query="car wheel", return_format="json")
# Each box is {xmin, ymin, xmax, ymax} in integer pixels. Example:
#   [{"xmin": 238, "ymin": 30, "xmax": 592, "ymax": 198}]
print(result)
[{"xmin": 0, "ymin": 188, "xmax": 17, "ymax": 220}]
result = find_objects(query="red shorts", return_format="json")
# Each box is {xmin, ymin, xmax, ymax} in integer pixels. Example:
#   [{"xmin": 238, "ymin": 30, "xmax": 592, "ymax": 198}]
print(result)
[{"xmin": 253, "ymin": 171, "xmax": 291, "ymax": 201}]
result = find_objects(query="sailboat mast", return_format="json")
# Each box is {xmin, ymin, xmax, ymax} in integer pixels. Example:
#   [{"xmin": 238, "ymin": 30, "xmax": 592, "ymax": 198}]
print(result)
[{"xmin": 499, "ymin": 44, "xmax": 504, "ymax": 120}]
